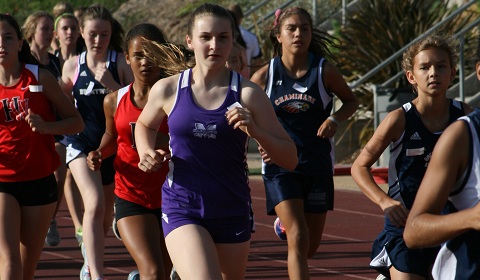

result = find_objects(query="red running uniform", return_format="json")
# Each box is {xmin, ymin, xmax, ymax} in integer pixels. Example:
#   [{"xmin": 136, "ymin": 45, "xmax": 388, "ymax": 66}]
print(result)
[
  {"xmin": 0, "ymin": 64, "xmax": 58, "ymax": 182},
  {"xmin": 114, "ymin": 84, "xmax": 168, "ymax": 209}
]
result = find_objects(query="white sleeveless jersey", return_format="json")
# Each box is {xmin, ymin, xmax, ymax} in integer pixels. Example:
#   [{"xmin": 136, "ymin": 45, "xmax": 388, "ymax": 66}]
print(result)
[{"xmin": 432, "ymin": 110, "xmax": 480, "ymax": 280}]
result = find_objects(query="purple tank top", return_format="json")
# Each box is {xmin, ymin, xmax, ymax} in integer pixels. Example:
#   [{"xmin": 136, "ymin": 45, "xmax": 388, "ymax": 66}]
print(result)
[{"xmin": 162, "ymin": 69, "xmax": 250, "ymax": 218}]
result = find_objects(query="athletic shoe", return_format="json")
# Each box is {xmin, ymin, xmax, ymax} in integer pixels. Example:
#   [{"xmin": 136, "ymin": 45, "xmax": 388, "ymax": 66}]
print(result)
[
  {"xmin": 112, "ymin": 217, "xmax": 122, "ymax": 241},
  {"xmin": 376, "ymin": 274, "xmax": 389, "ymax": 280},
  {"xmin": 80, "ymin": 264, "xmax": 91, "ymax": 280},
  {"xmin": 274, "ymin": 217, "xmax": 287, "ymax": 240},
  {"xmin": 76, "ymin": 226, "xmax": 83, "ymax": 245},
  {"xmin": 127, "ymin": 270, "xmax": 140, "ymax": 280},
  {"xmin": 81, "ymin": 242, "xmax": 87, "ymax": 262},
  {"xmin": 170, "ymin": 267, "xmax": 180, "ymax": 280},
  {"xmin": 45, "ymin": 219, "xmax": 61, "ymax": 246}
]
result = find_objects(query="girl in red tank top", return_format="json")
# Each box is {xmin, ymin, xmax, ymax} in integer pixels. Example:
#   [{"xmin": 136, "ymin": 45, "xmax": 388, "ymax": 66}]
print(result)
[
  {"xmin": 0, "ymin": 13, "xmax": 83, "ymax": 280},
  {"xmin": 86, "ymin": 23, "xmax": 191, "ymax": 280}
]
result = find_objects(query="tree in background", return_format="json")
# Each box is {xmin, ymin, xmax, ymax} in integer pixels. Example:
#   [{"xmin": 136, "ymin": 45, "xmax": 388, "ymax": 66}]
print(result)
[
  {"xmin": 334, "ymin": 0, "xmax": 479, "ymax": 145},
  {"xmin": 0, "ymin": 0, "xmax": 126, "ymax": 25}
]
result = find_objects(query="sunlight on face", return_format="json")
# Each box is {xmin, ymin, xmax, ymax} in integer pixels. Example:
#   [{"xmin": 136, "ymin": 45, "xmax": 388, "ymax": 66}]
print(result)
[
  {"xmin": 408, "ymin": 48, "xmax": 454, "ymax": 96},
  {"xmin": 81, "ymin": 18, "xmax": 111, "ymax": 54},
  {"xmin": 187, "ymin": 15, "xmax": 233, "ymax": 67},
  {"xmin": 277, "ymin": 14, "xmax": 311, "ymax": 54}
]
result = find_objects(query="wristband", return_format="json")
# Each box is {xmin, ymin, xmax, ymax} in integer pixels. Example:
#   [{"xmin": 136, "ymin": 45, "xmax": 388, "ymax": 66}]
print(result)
[{"xmin": 328, "ymin": 116, "xmax": 339, "ymax": 125}]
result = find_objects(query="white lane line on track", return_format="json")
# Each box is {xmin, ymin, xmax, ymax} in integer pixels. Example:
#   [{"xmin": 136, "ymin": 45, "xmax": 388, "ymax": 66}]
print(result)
[
  {"xmin": 251, "ymin": 195, "xmax": 384, "ymax": 219},
  {"xmin": 44, "ymin": 216, "xmax": 133, "ymax": 274},
  {"xmin": 254, "ymin": 221, "xmax": 368, "ymax": 242},
  {"xmin": 250, "ymin": 189, "xmax": 377, "ymax": 279},
  {"xmin": 335, "ymin": 208, "xmax": 384, "ymax": 218},
  {"xmin": 41, "ymin": 250, "xmax": 132, "ymax": 274},
  {"xmin": 248, "ymin": 253, "xmax": 374, "ymax": 280}
]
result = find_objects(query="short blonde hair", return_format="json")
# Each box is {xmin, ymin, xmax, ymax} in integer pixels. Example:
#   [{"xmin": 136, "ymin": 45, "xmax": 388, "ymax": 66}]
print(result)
[{"xmin": 22, "ymin": 11, "xmax": 54, "ymax": 44}]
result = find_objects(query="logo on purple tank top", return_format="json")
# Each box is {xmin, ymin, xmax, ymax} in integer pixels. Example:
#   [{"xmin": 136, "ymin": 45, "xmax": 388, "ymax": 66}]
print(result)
[{"xmin": 193, "ymin": 123, "xmax": 217, "ymax": 139}]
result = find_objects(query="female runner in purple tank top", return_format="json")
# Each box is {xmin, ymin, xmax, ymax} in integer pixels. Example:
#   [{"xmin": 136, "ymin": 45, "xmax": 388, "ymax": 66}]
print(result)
[{"xmin": 135, "ymin": 3, "xmax": 298, "ymax": 280}]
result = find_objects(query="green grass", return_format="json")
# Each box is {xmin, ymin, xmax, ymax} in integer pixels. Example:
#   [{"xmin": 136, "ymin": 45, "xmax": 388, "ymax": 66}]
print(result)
[{"xmin": 249, "ymin": 168, "xmax": 262, "ymax": 176}]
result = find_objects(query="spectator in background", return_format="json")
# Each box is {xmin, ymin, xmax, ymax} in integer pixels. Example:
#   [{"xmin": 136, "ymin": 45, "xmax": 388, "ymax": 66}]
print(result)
[
  {"xmin": 227, "ymin": 10, "xmax": 249, "ymax": 77},
  {"xmin": 228, "ymin": 3, "xmax": 262, "ymax": 75}
]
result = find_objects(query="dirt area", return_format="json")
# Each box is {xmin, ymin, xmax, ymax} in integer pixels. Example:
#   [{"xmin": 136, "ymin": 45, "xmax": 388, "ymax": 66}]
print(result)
[{"xmin": 113, "ymin": 0, "xmax": 201, "ymax": 44}]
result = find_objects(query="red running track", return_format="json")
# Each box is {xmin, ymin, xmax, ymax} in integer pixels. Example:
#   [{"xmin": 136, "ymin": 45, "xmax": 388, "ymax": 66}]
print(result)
[{"xmin": 35, "ymin": 175, "xmax": 384, "ymax": 279}]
